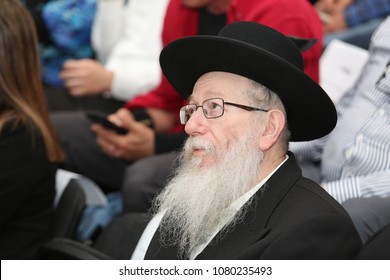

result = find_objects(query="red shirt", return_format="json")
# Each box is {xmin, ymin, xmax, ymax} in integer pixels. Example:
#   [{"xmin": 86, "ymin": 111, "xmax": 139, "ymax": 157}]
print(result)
[{"xmin": 125, "ymin": 0, "xmax": 323, "ymax": 132}]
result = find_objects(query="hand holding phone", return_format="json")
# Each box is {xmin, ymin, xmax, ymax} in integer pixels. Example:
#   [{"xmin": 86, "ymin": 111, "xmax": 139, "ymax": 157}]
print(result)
[{"xmin": 86, "ymin": 111, "xmax": 128, "ymax": 135}]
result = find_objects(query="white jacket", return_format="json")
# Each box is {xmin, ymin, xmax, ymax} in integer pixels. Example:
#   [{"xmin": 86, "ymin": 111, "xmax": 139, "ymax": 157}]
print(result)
[{"xmin": 92, "ymin": 0, "xmax": 169, "ymax": 101}]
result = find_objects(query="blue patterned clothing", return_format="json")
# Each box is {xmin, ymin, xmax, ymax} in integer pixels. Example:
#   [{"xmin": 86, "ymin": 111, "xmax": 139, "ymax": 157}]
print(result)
[
  {"xmin": 345, "ymin": 0, "xmax": 390, "ymax": 27},
  {"xmin": 40, "ymin": 0, "xmax": 96, "ymax": 86}
]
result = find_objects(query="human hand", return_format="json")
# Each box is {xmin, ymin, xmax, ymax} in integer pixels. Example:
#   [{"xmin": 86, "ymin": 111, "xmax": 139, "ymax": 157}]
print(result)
[
  {"xmin": 323, "ymin": 10, "xmax": 347, "ymax": 33},
  {"xmin": 91, "ymin": 108, "xmax": 155, "ymax": 161},
  {"xmin": 59, "ymin": 59, "xmax": 113, "ymax": 96},
  {"xmin": 145, "ymin": 108, "xmax": 177, "ymax": 132},
  {"xmin": 315, "ymin": 0, "xmax": 353, "ymax": 13}
]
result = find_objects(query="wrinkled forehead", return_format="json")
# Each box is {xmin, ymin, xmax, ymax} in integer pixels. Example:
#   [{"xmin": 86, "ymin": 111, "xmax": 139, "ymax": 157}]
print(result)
[{"xmin": 189, "ymin": 71, "xmax": 251, "ymax": 102}]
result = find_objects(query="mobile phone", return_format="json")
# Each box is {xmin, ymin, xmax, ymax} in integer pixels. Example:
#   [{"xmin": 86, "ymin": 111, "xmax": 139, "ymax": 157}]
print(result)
[{"xmin": 86, "ymin": 111, "xmax": 128, "ymax": 135}]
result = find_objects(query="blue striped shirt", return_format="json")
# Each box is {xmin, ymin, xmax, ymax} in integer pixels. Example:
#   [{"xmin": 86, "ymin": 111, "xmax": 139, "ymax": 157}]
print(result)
[{"xmin": 291, "ymin": 16, "xmax": 390, "ymax": 203}]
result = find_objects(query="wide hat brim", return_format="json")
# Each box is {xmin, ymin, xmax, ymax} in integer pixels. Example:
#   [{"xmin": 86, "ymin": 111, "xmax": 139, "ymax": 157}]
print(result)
[{"xmin": 160, "ymin": 22, "xmax": 337, "ymax": 141}]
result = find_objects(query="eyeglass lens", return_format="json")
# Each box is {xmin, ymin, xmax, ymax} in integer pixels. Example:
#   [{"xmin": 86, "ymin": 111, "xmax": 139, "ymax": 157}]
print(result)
[{"xmin": 180, "ymin": 98, "xmax": 225, "ymax": 124}]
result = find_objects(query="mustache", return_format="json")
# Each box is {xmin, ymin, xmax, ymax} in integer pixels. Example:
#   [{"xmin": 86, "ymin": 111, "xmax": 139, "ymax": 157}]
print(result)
[{"xmin": 184, "ymin": 137, "xmax": 216, "ymax": 153}]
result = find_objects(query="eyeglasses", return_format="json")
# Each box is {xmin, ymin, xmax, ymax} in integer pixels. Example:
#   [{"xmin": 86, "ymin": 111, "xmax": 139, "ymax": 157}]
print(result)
[{"xmin": 180, "ymin": 97, "xmax": 269, "ymax": 125}]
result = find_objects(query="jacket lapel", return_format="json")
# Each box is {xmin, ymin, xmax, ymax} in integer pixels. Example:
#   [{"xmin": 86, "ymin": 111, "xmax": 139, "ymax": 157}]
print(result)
[
  {"xmin": 197, "ymin": 152, "xmax": 303, "ymax": 259},
  {"xmin": 146, "ymin": 152, "xmax": 302, "ymax": 259}
]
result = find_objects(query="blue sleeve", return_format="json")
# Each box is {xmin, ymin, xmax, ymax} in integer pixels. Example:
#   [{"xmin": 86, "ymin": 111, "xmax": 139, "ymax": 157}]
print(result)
[
  {"xmin": 39, "ymin": 0, "xmax": 97, "ymax": 86},
  {"xmin": 345, "ymin": 0, "xmax": 390, "ymax": 27},
  {"xmin": 42, "ymin": 0, "xmax": 96, "ymax": 52}
]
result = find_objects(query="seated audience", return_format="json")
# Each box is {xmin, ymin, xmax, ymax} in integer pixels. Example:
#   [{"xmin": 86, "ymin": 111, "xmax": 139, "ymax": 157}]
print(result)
[
  {"xmin": 27, "ymin": 0, "xmax": 169, "ymax": 113},
  {"xmin": 290, "ymin": 16, "xmax": 390, "ymax": 242},
  {"xmin": 24, "ymin": 0, "xmax": 97, "ymax": 98},
  {"xmin": 315, "ymin": 0, "xmax": 390, "ymax": 49},
  {"xmin": 51, "ymin": 0, "xmax": 324, "ymax": 196},
  {"xmin": 112, "ymin": 22, "xmax": 362, "ymax": 260},
  {"xmin": 0, "ymin": 0, "xmax": 64, "ymax": 259},
  {"xmin": 56, "ymin": 0, "xmax": 170, "ymax": 112}
]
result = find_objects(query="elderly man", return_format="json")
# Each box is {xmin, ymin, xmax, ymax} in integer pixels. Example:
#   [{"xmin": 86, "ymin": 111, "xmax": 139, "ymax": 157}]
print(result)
[{"xmin": 119, "ymin": 21, "xmax": 362, "ymax": 260}]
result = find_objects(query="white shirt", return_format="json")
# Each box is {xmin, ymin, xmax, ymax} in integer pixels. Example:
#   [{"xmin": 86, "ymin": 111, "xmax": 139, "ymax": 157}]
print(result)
[
  {"xmin": 92, "ymin": 0, "xmax": 170, "ymax": 101},
  {"xmin": 131, "ymin": 155, "xmax": 288, "ymax": 260}
]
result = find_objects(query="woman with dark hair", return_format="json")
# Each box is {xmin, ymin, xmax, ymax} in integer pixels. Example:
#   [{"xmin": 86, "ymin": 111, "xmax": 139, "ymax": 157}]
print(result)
[{"xmin": 0, "ymin": 0, "xmax": 64, "ymax": 259}]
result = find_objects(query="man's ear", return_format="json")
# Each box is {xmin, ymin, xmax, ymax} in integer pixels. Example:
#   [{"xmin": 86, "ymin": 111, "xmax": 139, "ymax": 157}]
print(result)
[{"xmin": 258, "ymin": 110, "xmax": 286, "ymax": 151}]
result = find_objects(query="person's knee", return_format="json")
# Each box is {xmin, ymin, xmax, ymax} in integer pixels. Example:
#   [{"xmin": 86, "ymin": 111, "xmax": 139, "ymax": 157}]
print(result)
[
  {"xmin": 343, "ymin": 197, "xmax": 390, "ymax": 243},
  {"xmin": 122, "ymin": 159, "xmax": 157, "ymax": 212},
  {"xmin": 122, "ymin": 152, "xmax": 179, "ymax": 213},
  {"xmin": 50, "ymin": 111, "xmax": 89, "ymax": 135}
]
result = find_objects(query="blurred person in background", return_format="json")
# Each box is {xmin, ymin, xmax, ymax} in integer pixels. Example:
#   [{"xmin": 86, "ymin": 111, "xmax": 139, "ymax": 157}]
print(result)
[
  {"xmin": 51, "ymin": 0, "xmax": 323, "ymax": 194},
  {"xmin": 55, "ymin": 0, "xmax": 170, "ymax": 112},
  {"xmin": 25, "ymin": 0, "xmax": 169, "ymax": 113},
  {"xmin": 23, "ymin": 0, "xmax": 98, "ymax": 108},
  {"xmin": 315, "ymin": 0, "xmax": 390, "ymax": 49},
  {"xmin": 290, "ymin": 16, "xmax": 390, "ymax": 243},
  {"xmin": 0, "ymin": 0, "xmax": 64, "ymax": 259},
  {"xmin": 102, "ymin": 22, "xmax": 361, "ymax": 260},
  {"xmin": 49, "ymin": 1, "xmax": 324, "ymax": 240}
]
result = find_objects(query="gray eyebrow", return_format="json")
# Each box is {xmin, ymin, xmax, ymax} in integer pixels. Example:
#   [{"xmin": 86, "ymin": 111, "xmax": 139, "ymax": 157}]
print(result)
[{"xmin": 188, "ymin": 90, "xmax": 226, "ymax": 103}]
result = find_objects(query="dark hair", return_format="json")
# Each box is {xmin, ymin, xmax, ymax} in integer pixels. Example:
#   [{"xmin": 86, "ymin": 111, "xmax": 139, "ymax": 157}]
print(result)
[{"xmin": 0, "ymin": 0, "xmax": 63, "ymax": 161}]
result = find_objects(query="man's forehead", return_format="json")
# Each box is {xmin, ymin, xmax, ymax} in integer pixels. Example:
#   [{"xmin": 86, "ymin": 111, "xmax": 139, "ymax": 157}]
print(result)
[
  {"xmin": 188, "ymin": 90, "xmax": 229, "ymax": 102},
  {"xmin": 189, "ymin": 72, "xmax": 248, "ymax": 102}
]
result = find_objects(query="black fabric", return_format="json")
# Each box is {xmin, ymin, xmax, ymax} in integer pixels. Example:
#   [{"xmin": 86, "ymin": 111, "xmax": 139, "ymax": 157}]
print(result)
[
  {"xmin": 23, "ymin": 0, "xmax": 50, "ymax": 9},
  {"xmin": 0, "ymin": 121, "xmax": 57, "ymax": 260},
  {"xmin": 36, "ymin": 238, "xmax": 112, "ymax": 260},
  {"xmin": 131, "ymin": 109, "xmax": 154, "ymax": 128},
  {"xmin": 122, "ymin": 152, "xmax": 179, "ymax": 213},
  {"xmin": 44, "ymin": 85, "xmax": 124, "ymax": 113},
  {"xmin": 94, "ymin": 213, "xmax": 151, "ymax": 259},
  {"xmin": 50, "ymin": 111, "xmax": 128, "ymax": 192},
  {"xmin": 356, "ymin": 223, "xmax": 390, "ymax": 260},
  {"xmin": 198, "ymin": 8, "xmax": 226, "ymax": 35},
  {"xmin": 29, "ymin": 7, "xmax": 52, "ymax": 45},
  {"xmin": 37, "ymin": 213, "xmax": 151, "ymax": 260},
  {"xmin": 145, "ymin": 152, "xmax": 362, "ymax": 260},
  {"xmin": 159, "ymin": 21, "xmax": 337, "ymax": 141},
  {"xmin": 52, "ymin": 179, "xmax": 86, "ymax": 239},
  {"xmin": 155, "ymin": 132, "xmax": 187, "ymax": 154}
]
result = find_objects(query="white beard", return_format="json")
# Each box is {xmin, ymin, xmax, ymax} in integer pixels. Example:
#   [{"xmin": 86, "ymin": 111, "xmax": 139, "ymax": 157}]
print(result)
[{"xmin": 152, "ymin": 129, "xmax": 264, "ymax": 259}]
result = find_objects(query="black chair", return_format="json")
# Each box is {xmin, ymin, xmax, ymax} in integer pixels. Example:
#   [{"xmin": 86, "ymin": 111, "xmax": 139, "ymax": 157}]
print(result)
[
  {"xmin": 36, "ymin": 237, "xmax": 112, "ymax": 260},
  {"xmin": 356, "ymin": 222, "xmax": 390, "ymax": 259},
  {"xmin": 36, "ymin": 212, "xmax": 150, "ymax": 259},
  {"xmin": 52, "ymin": 179, "xmax": 86, "ymax": 239}
]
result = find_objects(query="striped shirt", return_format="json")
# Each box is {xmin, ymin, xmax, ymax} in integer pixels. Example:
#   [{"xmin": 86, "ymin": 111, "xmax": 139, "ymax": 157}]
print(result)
[{"xmin": 290, "ymin": 16, "xmax": 390, "ymax": 203}]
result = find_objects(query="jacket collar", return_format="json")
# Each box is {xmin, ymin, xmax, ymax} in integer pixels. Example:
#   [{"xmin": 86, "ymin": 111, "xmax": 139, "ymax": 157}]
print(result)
[{"xmin": 146, "ymin": 151, "xmax": 302, "ymax": 259}]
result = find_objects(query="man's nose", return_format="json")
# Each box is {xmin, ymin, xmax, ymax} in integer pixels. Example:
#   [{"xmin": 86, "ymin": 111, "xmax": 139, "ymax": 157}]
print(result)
[{"xmin": 184, "ymin": 108, "xmax": 207, "ymax": 136}]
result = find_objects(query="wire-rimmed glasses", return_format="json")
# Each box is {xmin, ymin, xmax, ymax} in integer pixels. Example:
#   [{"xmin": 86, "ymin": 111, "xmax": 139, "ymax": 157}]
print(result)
[{"xmin": 179, "ymin": 97, "xmax": 269, "ymax": 125}]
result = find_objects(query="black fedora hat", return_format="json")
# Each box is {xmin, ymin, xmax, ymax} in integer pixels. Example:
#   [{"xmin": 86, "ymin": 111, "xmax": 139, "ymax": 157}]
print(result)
[{"xmin": 160, "ymin": 21, "xmax": 337, "ymax": 141}]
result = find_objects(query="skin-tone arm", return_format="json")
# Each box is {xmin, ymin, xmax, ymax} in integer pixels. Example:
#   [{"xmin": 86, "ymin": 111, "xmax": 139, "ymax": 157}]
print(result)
[
  {"xmin": 315, "ymin": 0, "xmax": 354, "ymax": 33},
  {"xmin": 315, "ymin": 0, "xmax": 353, "ymax": 13},
  {"xmin": 91, "ymin": 107, "xmax": 177, "ymax": 160},
  {"xmin": 323, "ymin": 10, "xmax": 348, "ymax": 32},
  {"xmin": 91, "ymin": 108, "xmax": 155, "ymax": 160},
  {"xmin": 182, "ymin": 0, "xmax": 231, "ymax": 15},
  {"xmin": 59, "ymin": 59, "xmax": 113, "ymax": 96}
]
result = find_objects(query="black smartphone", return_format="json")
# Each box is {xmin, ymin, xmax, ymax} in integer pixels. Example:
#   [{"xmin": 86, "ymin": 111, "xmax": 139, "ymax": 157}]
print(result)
[{"xmin": 86, "ymin": 111, "xmax": 128, "ymax": 135}]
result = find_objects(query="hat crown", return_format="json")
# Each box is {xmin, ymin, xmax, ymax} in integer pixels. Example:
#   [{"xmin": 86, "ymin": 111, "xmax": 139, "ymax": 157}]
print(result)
[
  {"xmin": 218, "ymin": 21, "xmax": 304, "ymax": 70},
  {"xmin": 159, "ymin": 21, "xmax": 337, "ymax": 141}
]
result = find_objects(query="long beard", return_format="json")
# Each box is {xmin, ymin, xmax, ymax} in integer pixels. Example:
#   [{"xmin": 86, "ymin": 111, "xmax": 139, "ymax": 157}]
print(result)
[{"xmin": 152, "ymin": 130, "xmax": 264, "ymax": 259}]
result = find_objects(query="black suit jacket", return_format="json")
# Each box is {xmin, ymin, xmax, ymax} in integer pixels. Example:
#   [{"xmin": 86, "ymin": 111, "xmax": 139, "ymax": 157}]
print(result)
[{"xmin": 145, "ymin": 152, "xmax": 362, "ymax": 259}]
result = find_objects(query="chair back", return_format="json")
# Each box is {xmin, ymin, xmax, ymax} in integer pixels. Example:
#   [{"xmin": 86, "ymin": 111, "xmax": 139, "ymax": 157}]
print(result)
[{"xmin": 52, "ymin": 179, "xmax": 86, "ymax": 239}]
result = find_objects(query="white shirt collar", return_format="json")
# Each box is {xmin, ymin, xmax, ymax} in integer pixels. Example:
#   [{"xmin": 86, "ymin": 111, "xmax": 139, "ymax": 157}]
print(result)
[
  {"xmin": 131, "ymin": 154, "xmax": 289, "ymax": 260},
  {"xmin": 189, "ymin": 154, "xmax": 289, "ymax": 259}
]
